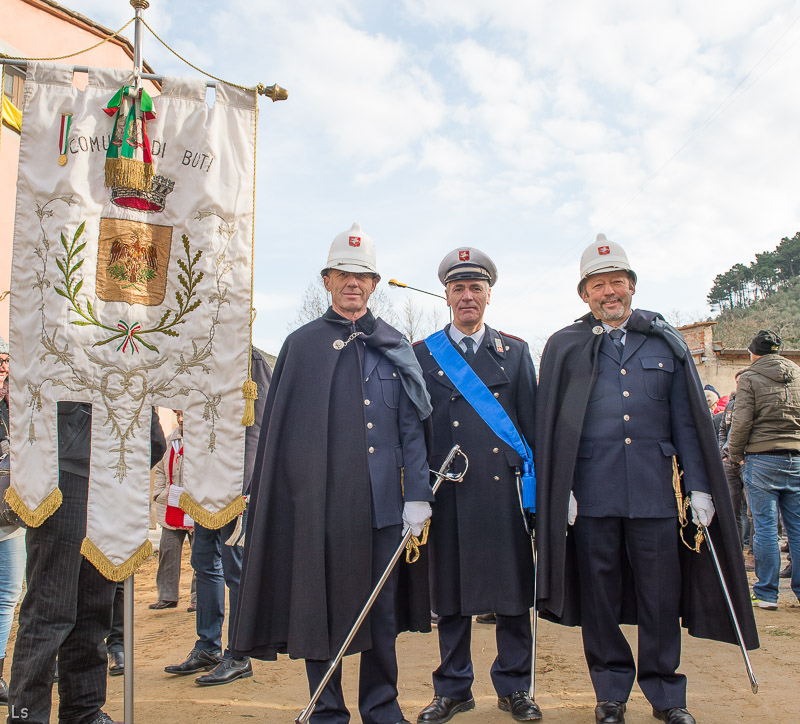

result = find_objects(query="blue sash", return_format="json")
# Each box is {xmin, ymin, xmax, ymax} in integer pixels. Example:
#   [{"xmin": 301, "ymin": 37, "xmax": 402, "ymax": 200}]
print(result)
[{"xmin": 425, "ymin": 330, "xmax": 536, "ymax": 513}]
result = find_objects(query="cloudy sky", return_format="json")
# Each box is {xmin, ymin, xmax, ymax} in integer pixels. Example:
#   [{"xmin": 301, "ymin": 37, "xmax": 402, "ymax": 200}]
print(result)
[{"xmin": 62, "ymin": 0, "xmax": 800, "ymax": 357}]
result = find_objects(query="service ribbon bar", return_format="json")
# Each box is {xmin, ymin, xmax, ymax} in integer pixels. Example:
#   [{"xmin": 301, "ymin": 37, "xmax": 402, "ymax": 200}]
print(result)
[{"xmin": 58, "ymin": 113, "xmax": 72, "ymax": 166}]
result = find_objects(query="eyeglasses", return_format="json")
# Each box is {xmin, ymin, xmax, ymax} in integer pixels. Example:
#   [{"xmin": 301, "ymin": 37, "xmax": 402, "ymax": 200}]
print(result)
[{"xmin": 0, "ymin": 357, "xmax": 9, "ymax": 366}]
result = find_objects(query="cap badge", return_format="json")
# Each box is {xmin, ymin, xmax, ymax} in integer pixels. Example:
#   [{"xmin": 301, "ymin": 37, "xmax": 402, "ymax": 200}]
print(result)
[
  {"xmin": 598, "ymin": 245, "xmax": 610, "ymax": 255},
  {"xmin": 458, "ymin": 250, "xmax": 470, "ymax": 261},
  {"xmin": 348, "ymin": 236, "xmax": 361, "ymax": 247}
]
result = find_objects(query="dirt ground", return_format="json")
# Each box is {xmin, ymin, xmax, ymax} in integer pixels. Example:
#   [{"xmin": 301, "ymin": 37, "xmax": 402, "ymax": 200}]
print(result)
[{"xmin": 7, "ymin": 548, "xmax": 799, "ymax": 723}]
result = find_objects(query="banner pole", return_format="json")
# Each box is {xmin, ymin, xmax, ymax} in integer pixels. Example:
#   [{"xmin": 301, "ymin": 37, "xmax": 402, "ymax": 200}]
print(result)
[{"xmin": 131, "ymin": 0, "xmax": 149, "ymax": 85}]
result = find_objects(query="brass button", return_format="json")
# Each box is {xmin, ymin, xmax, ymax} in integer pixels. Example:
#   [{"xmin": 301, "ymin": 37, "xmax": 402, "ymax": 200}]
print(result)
[
  {"xmin": 364, "ymin": 399, "xmax": 371, "ymax": 406},
  {"xmin": 620, "ymin": 369, "xmax": 627, "ymax": 375},
  {"xmin": 658, "ymin": 362, "xmax": 664, "ymax": 368},
  {"xmin": 365, "ymin": 377, "xmax": 369, "ymax": 382},
  {"xmin": 368, "ymin": 446, "xmax": 375, "ymax": 453},
  {"xmin": 451, "ymin": 397, "xmax": 456, "ymax": 401},
  {"xmin": 393, "ymin": 372, "xmax": 397, "ymax": 377},
  {"xmin": 493, "ymin": 447, "xmax": 499, "ymax": 453},
  {"xmin": 623, "ymin": 415, "xmax": 630, "ymax": 421},
  {"xmin": 625, "ymin": 438, "xmax": 631, "ymax": 445},
  {"xmin": 623, "ymin": 391, "xmax": 630, "ymax": 397},
  {"xmin": 453, "ymin": 421, "xmax": 460, "ymax": 427},
  {"xmin": 367, "ymin": 422, "xmax": 373, "ymax": 429},
  {"xmin": 494, "ymin": 475, "xmax": 500, "ymax": 481},
  {"xmin": 493, "ymin": 392, "xmax": 500, "ymax": 398},
  {"xmin": 438, "ymin": 370, "xmax": 444, "ymax": 376}
]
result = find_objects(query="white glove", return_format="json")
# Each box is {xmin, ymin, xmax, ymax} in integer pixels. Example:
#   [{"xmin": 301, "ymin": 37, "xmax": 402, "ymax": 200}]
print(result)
[
  {"xmin": 402, "ymin": 501, "xmax": 432, "ymax": 537},
  {"xmin": 690, "ymin": 491, "xmax": 715, "ymax": 527},
  {"xmin": 568, "ymin": 490, "xmax": 578, "ymax": 526}
]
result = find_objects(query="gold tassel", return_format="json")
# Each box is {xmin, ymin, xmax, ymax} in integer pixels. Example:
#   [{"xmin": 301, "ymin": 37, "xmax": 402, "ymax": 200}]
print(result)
[
  {"xmin": 4, "ymin": 486, "xmax": 62, "ymax": 527},
  {"xmin": 179, "ymin": 491, "xmax": 246, "ymax": 530},
  {"xmin": 81, "ymin": 537, "xmax": 153, "ymax": 582},
  {"xmin": 404, "ymin": 520, "xmax": 430, "ymax": 564},
  {"xmin": 241, "ymin": 378, "xmax": 258, "ymax": 427},
  {"xmin": 104, "ymin": 157, "xmax": 153, "ymax": 191}
]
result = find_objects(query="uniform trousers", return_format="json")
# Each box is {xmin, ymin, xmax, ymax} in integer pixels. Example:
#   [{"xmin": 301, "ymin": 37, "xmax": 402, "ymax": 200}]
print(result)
[
  {"xmin": 572, "ymin": 516, "xmax": 685, "ymax": 711},
  {"xmin": 305, "ymin": 524, "xmax": 402, "ymax": 724},
  {"xmin": 433, "ymin": 612, "xmax": 532, "ymax": 700},
  {"xmin": 8, "ymin": 470, "xmax": 117, "ymax": 724}
]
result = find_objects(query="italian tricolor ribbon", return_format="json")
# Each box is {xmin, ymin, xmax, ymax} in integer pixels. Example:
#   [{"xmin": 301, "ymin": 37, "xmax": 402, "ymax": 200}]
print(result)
[
  {"xmin": 103, "ymin": 86, "xmax": 156, "ymax": 191},
  {"xmin": 116, "ymin": 320, "xmax": 141, "ymax": 355}
]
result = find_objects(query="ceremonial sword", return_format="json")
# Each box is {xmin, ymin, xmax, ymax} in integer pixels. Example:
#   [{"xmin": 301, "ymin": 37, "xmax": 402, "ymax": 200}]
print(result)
[
  {"xmin": 295, "ymin": 444, "xmax": 469, "ymax": 724},
  {"xmin": 702, "ymin": 524, "xmax": 759, "ymax": 694}
]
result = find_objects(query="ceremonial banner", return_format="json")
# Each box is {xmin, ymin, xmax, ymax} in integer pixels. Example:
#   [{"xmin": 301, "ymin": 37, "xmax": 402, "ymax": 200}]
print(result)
[{"xmin": 8, "ymin": 63, "xmax": 256, "ymax": 579}]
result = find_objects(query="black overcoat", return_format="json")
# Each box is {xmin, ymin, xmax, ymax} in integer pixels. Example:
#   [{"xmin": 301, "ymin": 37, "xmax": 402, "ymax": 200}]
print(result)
[
  {"xmin": 231, "ymin": 311, "xmax": 431, "ymax": 661},
  {"xmin": 414, "ymin": 324, "xmax": 536, "ymax": 616},
  {"xmin": 535, "ymin": 309, "xmax": 759, "ymax": 650}
]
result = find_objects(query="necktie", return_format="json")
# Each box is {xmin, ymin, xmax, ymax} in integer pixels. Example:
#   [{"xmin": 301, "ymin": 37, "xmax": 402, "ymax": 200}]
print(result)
[
  {"xmin": 463, "ymin": 336, "xmax": 475, "ymax": 363},
  {"xmin": 608, "ymin": 328, "xmax": 624, "ymax": 360}
]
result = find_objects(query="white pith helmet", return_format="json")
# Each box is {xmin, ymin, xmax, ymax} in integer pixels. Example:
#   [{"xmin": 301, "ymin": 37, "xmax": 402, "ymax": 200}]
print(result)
[
  {"xmin": 321, "ymin": 222, "xmax": 380, "ymax": 279},
  {"xmin": 578, "ymin": 233, "xmax": 636, "ymax": 294}
]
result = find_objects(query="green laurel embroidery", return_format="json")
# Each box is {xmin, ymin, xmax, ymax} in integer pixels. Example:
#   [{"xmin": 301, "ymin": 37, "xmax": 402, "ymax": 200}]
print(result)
[
  {"xmin": 53, "ymin": 228, "xmax": 203, "ymax": 354},
  {"xmin": 30, "ymin": 200, "xmax": 234, "ymax": 472}
]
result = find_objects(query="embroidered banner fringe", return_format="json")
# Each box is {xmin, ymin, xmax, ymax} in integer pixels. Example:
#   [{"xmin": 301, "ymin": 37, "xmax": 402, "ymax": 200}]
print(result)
[
  {"xmin": 81, "ymin": 536, "xmax": 153, "ymax": 581},
  {"xmin": 5, "ymin": 485, "xmax": 62, "ymax": 527},
  {"xmin": 179, "ymin": 491, "xmax": 246, "ymax": 530},
  {"xmin": 104, "ymin": 157, "xmax": 154, "ymax": 192}
]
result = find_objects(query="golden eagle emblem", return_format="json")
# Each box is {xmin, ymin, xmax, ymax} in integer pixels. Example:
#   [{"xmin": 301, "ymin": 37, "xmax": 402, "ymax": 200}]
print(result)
[{"xmin": 106, "ymin": 230, "xmax": 158, "ymax": 290}]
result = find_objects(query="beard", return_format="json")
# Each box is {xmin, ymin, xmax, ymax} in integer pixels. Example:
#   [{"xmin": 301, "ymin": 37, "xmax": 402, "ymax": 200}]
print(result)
[{"xmin": 598, "ymin": 297, "xmax": 627, "ymax": 322}]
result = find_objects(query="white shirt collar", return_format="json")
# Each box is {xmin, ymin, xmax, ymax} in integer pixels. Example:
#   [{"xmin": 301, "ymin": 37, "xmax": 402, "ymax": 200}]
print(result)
[
  {"xmin": 448, "ymin": 324, "xmax": 486, "ymax": 350},
  {"xmin": 602, "ymin": 316, "xmax": 629, "ymax": 343}
]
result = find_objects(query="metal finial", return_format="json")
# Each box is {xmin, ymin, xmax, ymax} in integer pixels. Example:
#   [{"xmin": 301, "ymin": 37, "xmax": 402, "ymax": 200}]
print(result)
[
  {"xmin": 257, "ymin": 83, "xmax": 289, "ymax": 102},
  {"xmin": 130, "ymin": 0, "xmax": 150, "ymax": 9}
]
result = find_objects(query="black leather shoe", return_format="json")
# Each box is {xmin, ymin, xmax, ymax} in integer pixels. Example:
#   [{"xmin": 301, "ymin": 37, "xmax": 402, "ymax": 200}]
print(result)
[
  {"xmin": 108, "ymin": 651, "xmax": 124, "ymax": 676},
  {"xmin": 595, "ymin": 701, "xmax": 626, "ymax": 724},
  {"xmin": 164, "ymin": 648, "xmax": 221, "ymax": 674},
  {"xmin": 187, "ymin": 603, "xmax": 197, "ymax": 612},
  {"xmin": 498, "ymin": 691, "xmax": 542, "ymax": 721},
  {"xmin": 476, "ymin": 613, "xmax": 497, "ymax": 624},
  {"xmin": 780, "ymin": 563, "xmax": 792, "ymax": 578},
  {"xmin": 86, "ymin": 712, "xmax": 121, "ymax": 724},
  {"xmin": 195, "ymin": 656, "xmax": 253, "ymax": 686},
  {"xmin": 652, "ymin": 707, "xmax": 696, "ymax": 724},
  {"xmin": 149, "ymin": 600, "xmax": 178, "ymax": 609},
  {"xmin": 417, "ymin": 696, "xmax": 475, "ymax": 723}
]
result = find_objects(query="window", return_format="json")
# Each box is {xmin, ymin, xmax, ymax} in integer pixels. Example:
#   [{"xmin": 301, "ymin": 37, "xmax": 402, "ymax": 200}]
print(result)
[{"xmin": 3, "ymin": 66, "xmax": 24, "ymax": 108}]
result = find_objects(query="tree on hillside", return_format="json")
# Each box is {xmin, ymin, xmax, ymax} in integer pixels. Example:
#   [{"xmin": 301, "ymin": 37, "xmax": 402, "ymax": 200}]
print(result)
[
  {"xmin": 708, "ymin": 231, "xmax": 800, "ymax": 312},
  {"xmin": 713, "ymin": 277, "xmax": 800, "ymax": 349},
  {"xmin": 776, "ymin": 233, "xmax": 800, "ymax": 283}
]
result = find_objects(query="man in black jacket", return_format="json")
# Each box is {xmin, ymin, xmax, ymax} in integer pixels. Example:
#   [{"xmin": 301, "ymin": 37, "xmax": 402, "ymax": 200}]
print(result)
[
  {"xmin": 413, "ymin": 248, "xmax": 540, "ymax": 724},
  {"xmin": 535, "ymin": 235, "xmax": 757, "ymax": 724},
  {"xmin": 8, "ymin": 405, "xmax": 165, "ymax": 724},
  {"xmin": 232, "ymin": 223, "xmax": 433, "ymax": 724}
]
